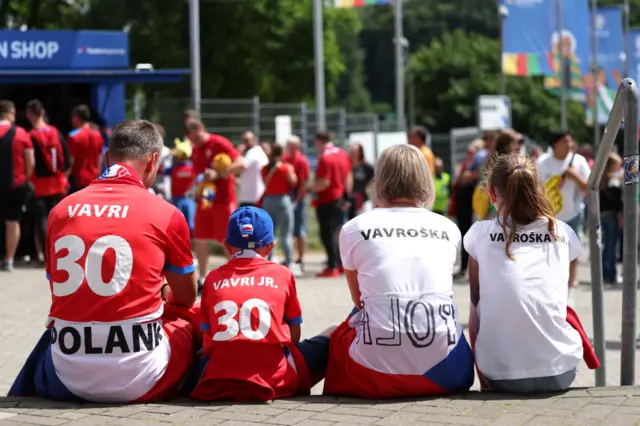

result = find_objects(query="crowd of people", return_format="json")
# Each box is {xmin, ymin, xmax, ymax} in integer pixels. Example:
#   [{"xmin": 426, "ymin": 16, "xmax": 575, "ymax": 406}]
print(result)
[{"xmin": 8, "ymin": 118, "xmax": 601, "ymax": 403}]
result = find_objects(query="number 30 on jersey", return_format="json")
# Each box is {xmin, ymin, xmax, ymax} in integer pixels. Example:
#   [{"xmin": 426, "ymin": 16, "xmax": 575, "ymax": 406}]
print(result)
[{"xmin": 52, "ymin": 235, "xmax": 133, "ymax": 297}]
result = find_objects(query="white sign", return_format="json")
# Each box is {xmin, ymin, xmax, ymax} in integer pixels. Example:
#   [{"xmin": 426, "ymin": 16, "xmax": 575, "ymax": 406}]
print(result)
[
  {"xmin": 275, "ymin": 115, "xmax": 292, "ymax": 146},
  {"xmin": 477, "ymin": 95, "xmax": 511, "ymax": 130}
]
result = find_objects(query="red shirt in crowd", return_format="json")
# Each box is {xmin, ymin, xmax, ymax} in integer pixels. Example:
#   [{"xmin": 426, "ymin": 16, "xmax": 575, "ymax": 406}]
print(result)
[
  {"xmin": 192, "ymin": 254, "xmax": 304, "ymax": 401},
  {"xmin": 262, "ymin": 163, "xmax": 292, "ymax": 196},
  {"xmin": 30, "ymin": 125, "xmax": 67, "ymax": 197},
  {"xmin": 283, "ymin": 151, "xmax": 310, "ymax": 196},
  {"xmin": 0, "ymin": 121, "xmax": 33, "ymax": 188},
  {"xmin": 169, "ymin": 161, "xmax": 195, "ymax": 199},
  {"xmin": 67, "ymin": 126, "xmax": 104, "ymax": 188},
  {"xmin": 191, "ymin": 133, "xmax": 240, "ymax": 205},
  {"xmin": 315, "ymin": 143, "xmax": 350, "ymax": 204}
]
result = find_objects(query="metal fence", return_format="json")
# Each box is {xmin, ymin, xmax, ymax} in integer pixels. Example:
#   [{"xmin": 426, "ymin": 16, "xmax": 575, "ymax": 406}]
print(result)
[{"xmin": 587, "ymin": 78, "xmax": 639, "ymax": 387}]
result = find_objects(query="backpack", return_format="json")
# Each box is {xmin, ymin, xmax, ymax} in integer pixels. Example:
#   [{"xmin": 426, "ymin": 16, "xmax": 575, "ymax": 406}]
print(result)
[{"xmin": 32, "ymin": 128, "xmax": 70, "ymax": 178}]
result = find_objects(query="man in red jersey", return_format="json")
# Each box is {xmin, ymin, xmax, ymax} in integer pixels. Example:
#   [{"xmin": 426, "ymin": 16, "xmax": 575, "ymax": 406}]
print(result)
[
  {"xmin": 10, "ymin": 120, "xmax": 198, "ymax": 403},
  {"xmin": 186, "ymin": 119, "xmax": 246, "ymax": 287},
  {"xmin": 311, "ymin": 132, "xmax": 352, "ymax": 278},
  {"xmin": 67, "ymin": 104, "xmax": 104, "ymax": 194},
  {"xmin": 26, "ymin": 99, "xmax": 71, "ymax": 264},
  {"xmin": 283, "ymin": 135, "xmax": 310, "ymax": 273},
  {"xmin": 189, "ymin": 206, "xmax": 332, "ymax": 401},
  {"xmin": 0, "ymin": 100, "xmax": 35, "ymax": 272}
]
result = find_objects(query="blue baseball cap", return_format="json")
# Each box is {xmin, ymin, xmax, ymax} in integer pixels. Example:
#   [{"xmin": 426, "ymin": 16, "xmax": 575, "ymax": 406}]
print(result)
[{"xmin": 226, "ymin": 206, "xmax": 275, "ymax": 249}]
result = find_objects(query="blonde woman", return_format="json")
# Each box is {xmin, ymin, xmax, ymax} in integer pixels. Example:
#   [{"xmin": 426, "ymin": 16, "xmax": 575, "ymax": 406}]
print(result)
[{"xmin": 323, "ymin": 144, "xmax": 474, "ymax": 399}]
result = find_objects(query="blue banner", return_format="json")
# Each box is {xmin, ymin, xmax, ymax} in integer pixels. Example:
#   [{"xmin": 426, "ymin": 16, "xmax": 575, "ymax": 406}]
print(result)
[
  {"xmin": 585, "ymin": 6, "xmax": 624, "ymax": 124},
  {"xmin": 0, "ymin": 30, "xmax": 129, "ymax": 70}
]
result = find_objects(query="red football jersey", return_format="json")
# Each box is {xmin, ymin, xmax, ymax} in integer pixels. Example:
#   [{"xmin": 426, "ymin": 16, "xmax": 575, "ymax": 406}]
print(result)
[
  {"xmin": 191, "ymin": 133, "xmax": 239, "ymax": 205},
  {"xmin": 46, "ymin": 164, "xmax": 195, "ymax": 323},
  {"xmin": 315, "ymin": 143, "xmax": 349, "ymax": 204},
  {"xmin": 30, "ymin": 125, "xmax": 67, "ymax": 197},
  {"xmin": 67, "ymin": 126, "xmax": 104, "ymax": 187},
  {"xmin": 0, "ymin": 123, "xmax": 33, "ymax": 188},
  {"xmin": 283, "ymin": 151, "xmax": 310, "ymax": 195},
  {"xmin": 192, "ymin": 253, "xmax": 305, "ymax": 401},
  {"xmin": 170, "ymin": 161, "xmax": 195, "ymax": 198}
]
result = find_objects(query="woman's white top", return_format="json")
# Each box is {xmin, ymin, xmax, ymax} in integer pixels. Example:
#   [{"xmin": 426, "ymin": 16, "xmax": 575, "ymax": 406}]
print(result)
[
  {"xmin": 463, "ymin": 217, "xmax": 583, "ymax": 380},
  {"xmin": 339, "ymin": 207, "xmax": 465, "ymax": 375}
]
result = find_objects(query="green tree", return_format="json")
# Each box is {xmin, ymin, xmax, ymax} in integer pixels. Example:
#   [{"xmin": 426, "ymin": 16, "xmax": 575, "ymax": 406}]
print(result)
[{"xmin": 408, "ymin": 30, "xmax": 589, "ymax": 143}]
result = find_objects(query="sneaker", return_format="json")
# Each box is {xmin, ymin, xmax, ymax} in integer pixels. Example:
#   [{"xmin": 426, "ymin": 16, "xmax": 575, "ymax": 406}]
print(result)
[
  {"xmin": 1, "ymin": 259, "xmax": 14, "ymax": 272},
  {"xmin": 316, "ymin": 268, "xmax": 341, "ymax": 278},
  {"xmin": 289, "ymin": 263, "xmax": 303, "ymax": 277},
  {"xmin": 338, "ymin": 266, "xmax": 345, "ymax": 274},
  {"xmin": 296, "ymin": 260, "xmax": 305, "ymax": 273}
]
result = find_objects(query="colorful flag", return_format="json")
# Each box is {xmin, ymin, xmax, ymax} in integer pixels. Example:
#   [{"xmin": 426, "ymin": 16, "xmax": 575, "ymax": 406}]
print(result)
[{"xmin": 334, "ymin": 0, "xmax": 391, "ymax": 8}]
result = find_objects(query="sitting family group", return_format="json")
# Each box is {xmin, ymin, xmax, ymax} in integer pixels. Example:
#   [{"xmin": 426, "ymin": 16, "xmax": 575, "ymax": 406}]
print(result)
[{"xmin": 10, "ymin": 120, "xmax": 599, "ymax": 403}]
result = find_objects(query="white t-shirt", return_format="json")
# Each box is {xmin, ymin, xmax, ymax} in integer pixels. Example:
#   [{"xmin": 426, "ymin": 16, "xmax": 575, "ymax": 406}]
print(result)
[
  {"xmin": 463, "ymin": 217, "xmax": 583, "ymax": 381},
  {"xmin": 536, "ymin": 153, "xmax": 590, "ymax": 222},
  {"xmin": 339, "ymin": 208, "xmax": 464, "ymax": 375},
  {"xmin": 238, "ymin": 145, "xmax": 269, "ymax": 203}
]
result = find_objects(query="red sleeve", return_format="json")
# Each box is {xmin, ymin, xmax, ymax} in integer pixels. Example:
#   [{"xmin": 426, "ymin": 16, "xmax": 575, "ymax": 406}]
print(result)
[
  {"xmin": 213, "ymin": 135, "xmax": 239, "ymax": 161},
  {"xmin": 284, "ymin": 274, "xmax": 303, "ymax": 326},
  {"xmin": 315, "ymin": 155, "xmax": 329, "ymax": 180},
  {"xmin": 67, "ymin": 135, "xmax": 77, "ymax": 157},
  {"xmin": 21, "ymin": 129, "xmax": 33, "ymax": 150},
  {"xmin": 164, "ymin": 209, "xmax": 195, "ymax": 274}
]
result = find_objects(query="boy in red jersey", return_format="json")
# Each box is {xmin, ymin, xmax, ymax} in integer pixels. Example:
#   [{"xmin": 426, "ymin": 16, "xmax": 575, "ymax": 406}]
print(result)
[
  {"xmin": 67, "ymin": 105, "xmax": 104, "ymax": 194},
  {"xmin": 164, "ymin": 139, "xmax": 195, "ymax": 235},
  {"xmin": 190, "ymin": 206, "xmax": 333, "ymax": 401}
]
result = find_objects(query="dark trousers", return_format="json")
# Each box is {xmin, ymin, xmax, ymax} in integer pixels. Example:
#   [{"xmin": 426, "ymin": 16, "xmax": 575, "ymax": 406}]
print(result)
[
  {"xmin": 601, "ymin": 211, "xmax": 619, "ymax": 283},
  {"xmin": 316, "ymin": 200, "xmax": 342, "ymax": 269},
  {"xmin": 33, "ymin": 194, "xmax": 64, "ymax": 258},
  {"xmin": 456, "ymin": 207, "xmax": 473, "ymax": 273}
]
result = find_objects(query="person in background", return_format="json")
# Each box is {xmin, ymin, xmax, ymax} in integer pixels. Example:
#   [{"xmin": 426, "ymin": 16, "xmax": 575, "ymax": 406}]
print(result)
[
  {"xmin": 284, "ymin": 135, "xmax": 311, "ymax": 272},
  {"xmin": 187, "ymin": 119, "xmax": 246, "ymax": 287},
  {"xmin": 536, "ymin": 131, "xmax": 590, "ymax": 240},
  {"xmin": 432, "ymin": 157, "xmax": 451, "ymax": 216},
  {"xmin": 599, "ymin": 152, "xmax": 623, "ymax": 285},
  {"xmin": 450, "ymin": 139, "xmax": 483, "ymax": 280},
  {"xmin": 408, "ymin": 125, "xmax": 435, "ymax": 174},
  {"xmin": 262, "ymin": 144, "xmax": 298, "ymax": 273},
  {"xmin": 261, "ymin": 141, "xmax": 273, "ymax": 158},
  {"xmin": 67, "ymin": 104, "xmax": 104, "ymax": 194},
  {"xmin": 238, "ymin": 131, "xmax": 269, "ymax": 207},
  {"xmin": 465, "ymin": 153, "xmax": 596, "ymax": 393},
  {"xmin": 0, "ymin": 101, "xmax": 34, "ymax": 272},
  {"xmin": 466, "ymin": 130, "xmax": 498, "ymax": 183},
  {"xmin": 164, "ymin": 139, "xmax": 196, "ymax": 236},
  {"xmin": 26, "ymin": 99, "xmax": 70, "ymax": 265},
  {"xmin": 528, "ymin": 144, "xmax": 543, "ymax": 163},
  {"xmin": 578, "ymin": 144, "xmax": 594, "ymax": 169},
  {"xmin": 311, "ymin": 132, "xmax": 352, "ymax": 278},
  {"xmin": 348, "ymin": 143, "xmax": 374, "ymax": 220}
]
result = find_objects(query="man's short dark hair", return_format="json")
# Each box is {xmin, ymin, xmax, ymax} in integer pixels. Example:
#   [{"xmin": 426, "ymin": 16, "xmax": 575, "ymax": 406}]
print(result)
[
  {"xmin": 71, "ymin": 104, "xmax": 91, "ymax": 123},
  {"xmin": 0, "ymin": 100, "xmax": 15, "ymax": 120},
  {"xmin": 184, "ymin": 108, "xmax": 198, "ymax": 120},
  {"xmin": 550, "ymin": 130, "xmax": 571, "ymax": 145},
  {"xmin": 108, "ymin": 120, "xmax": 164, "ymax": 161},
  {"xmin": 315, "ymin": 131, "xmax": 332, "ymax": 144},
  {"xmin": 410, "ymin": 125, "xmax": 429, "ymax": 144},
  {"xmin": 26, "ymin": 99, "xmax": 45, "ymax": 117}
]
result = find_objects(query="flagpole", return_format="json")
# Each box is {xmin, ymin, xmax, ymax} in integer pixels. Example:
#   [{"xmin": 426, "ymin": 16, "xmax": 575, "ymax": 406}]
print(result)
[
  {"xmin": 591, "ymin": 0, "xmax": 599, "ymax": 148},
  {"xmin": 499, "ymin": 1, "xmax": 507, "ymax": 95},
  {"xmin": 188, "ymin": 0, "xmax": 201, "ymax": 115},
  {"xmin": 558, "ymin": 0, "xmax": 568, "ymax": 131},
  {"xmin": 313, "ymin": 0, "xmax": 327, "ymax": 131},
  {"xmin": 624, "ymin": 0, "xmax": 631, "ymax": 78},
  {"xmin": 394, "ymin": 0, "xmax": 406, "ymax": 132}
]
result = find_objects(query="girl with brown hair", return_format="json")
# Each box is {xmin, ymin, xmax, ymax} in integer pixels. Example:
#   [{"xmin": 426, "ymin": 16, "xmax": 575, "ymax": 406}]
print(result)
[{"xmin": 463, "ymin": 153, "xmax": 589, "ymax": 393}]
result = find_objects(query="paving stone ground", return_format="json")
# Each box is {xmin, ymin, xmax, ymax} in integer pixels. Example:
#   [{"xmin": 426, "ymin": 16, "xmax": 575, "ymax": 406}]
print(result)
[{"xmin": 1, "ymin": 251, "xmax": 640, "ymax": 425}]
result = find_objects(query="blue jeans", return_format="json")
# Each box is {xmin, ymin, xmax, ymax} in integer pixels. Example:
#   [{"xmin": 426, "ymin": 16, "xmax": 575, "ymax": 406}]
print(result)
[
  {"xmin": 486, "ymin": 367, "xmax": 578, "ymax": 393},
  {"xmin": 601, "ymin": 211, "xmax": 619, "ymax": 282},
  {"xmin": 173, "ymin": 196, "xmax": 195, "ymax": 235},
  {"xmin": 263, "ymin": 195, "xmax": 294, "ymax": 265},
  {"xmin": 293, "ymin": 199, "xmax": 306, "ymax": 238}
]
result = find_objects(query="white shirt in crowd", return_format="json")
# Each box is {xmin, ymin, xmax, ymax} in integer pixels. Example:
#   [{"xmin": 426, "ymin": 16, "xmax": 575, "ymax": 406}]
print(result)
[
  {"xmin": 536, "ymin": 152, "xmax": 590, "ymax": 222},
  {"xmin": 238, "ymin": 144, "xmax": 269, "ymax": 204},
  {"xmin": 463, "ymin": 217, "xmax": 583, "ymax": 381},
  {"xmin": 339, "ymin": 208, "xmax": 465, "ymax": 375}
]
